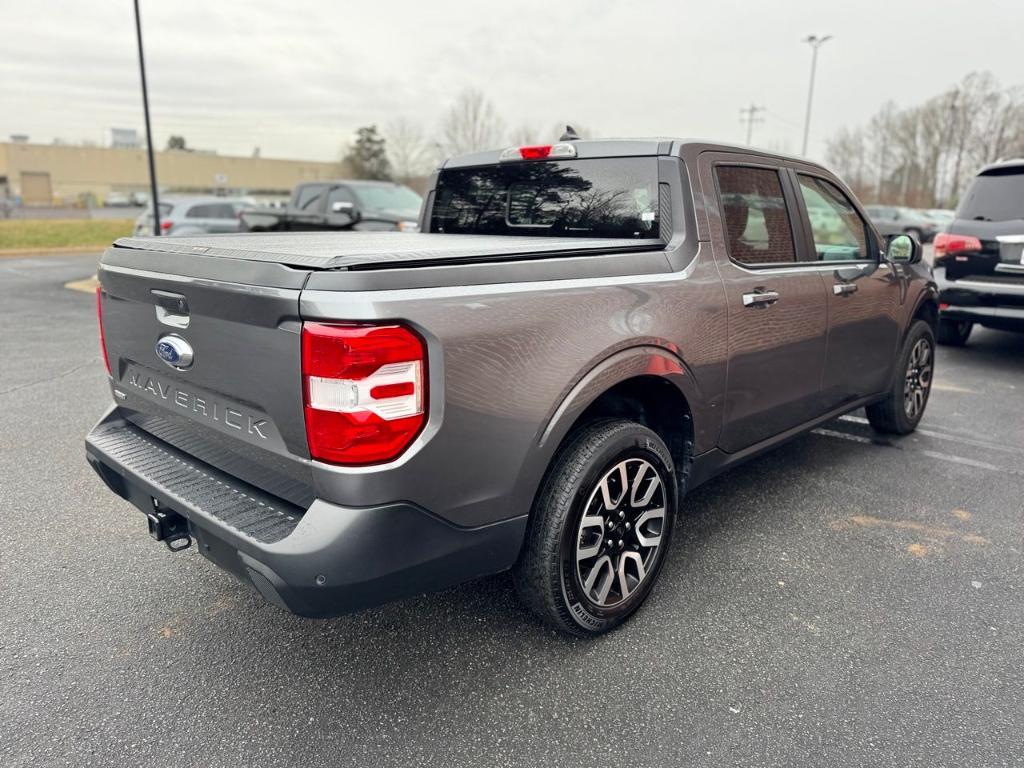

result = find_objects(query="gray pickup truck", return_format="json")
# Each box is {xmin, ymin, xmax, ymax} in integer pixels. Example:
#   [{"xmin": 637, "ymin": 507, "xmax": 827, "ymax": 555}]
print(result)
[
  {"xmin": 87, "ymin": 139, "xmax": 937, "ymax": 636},
  {"xmin": 240, "ymin": 179, "xmax": 422, "ymax": 233}
]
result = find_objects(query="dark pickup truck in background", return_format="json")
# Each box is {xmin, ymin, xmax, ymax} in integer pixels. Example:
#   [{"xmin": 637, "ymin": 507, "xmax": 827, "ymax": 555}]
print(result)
[
  {"xmin": 86, "ymin": 138, "xmax": 936, "ymax": 636},
  {"xmin": 241, "ymin": 179, "xmax": 423, "ymax": 233}
]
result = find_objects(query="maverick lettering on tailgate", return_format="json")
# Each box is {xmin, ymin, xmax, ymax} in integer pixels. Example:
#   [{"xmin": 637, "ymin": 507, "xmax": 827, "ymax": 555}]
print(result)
[{"xmin": 128, "ymin": 371, "xmax": 269, "ymax": 439}]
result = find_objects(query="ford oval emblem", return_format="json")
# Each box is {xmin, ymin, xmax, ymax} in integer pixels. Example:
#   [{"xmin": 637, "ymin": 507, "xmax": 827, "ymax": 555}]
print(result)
[{"xmin": 155, "ymin": 334, "xmax": 194, "ymax": 370}]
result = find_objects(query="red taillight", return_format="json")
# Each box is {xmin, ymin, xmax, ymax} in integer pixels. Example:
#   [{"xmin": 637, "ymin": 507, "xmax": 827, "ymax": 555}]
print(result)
[
  {"xmin": 96, "ymin": 287, "xmax": 111, "ymax": 375},
  {"xmin": 301, "ymin": 323, "xmax": 426, "ymax": 465},
  {"xmin": 160, "ymin": 219, "xmax": 173, "ymax": 232},
  {"xmin": 933, "ymin": 232, "xmax": 981, "ymax": 259}
]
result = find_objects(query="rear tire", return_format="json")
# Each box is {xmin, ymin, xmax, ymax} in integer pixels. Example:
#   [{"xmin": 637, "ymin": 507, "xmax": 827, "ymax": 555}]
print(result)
[
  {"xmin": 866, "ymin": 320, "xmax": 935, "ymax": 435},
  {"xmin": 513, "ymin": 419, "xmax": 678, "ymax": 637},
  {"xmin": 905, "ymin": 227, "xmax": 923, "ymax": 243},
  {"xmin": 937, "ymin": 317, "xmax": 973, "ymax": 346}
]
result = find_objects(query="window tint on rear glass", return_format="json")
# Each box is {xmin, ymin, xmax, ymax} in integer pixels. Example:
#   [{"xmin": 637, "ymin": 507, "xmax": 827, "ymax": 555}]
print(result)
[
  {"xmin": 797, "ymin": 175, "xmax": 869, "ymax": 261},
  {"xmin": 430, "ymin": 158, "xmax": 660, "ymax": 239},
  {"xmin": 715, "ymin": 166, "xmax": 796, "ymax": 265},
  {"xmin": 957, "ymin": 169, "xmax": 1024, "ymax": 222}
]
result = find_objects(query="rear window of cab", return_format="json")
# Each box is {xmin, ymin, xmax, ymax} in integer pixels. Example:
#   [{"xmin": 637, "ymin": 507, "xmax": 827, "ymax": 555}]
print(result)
[{"xmin": 430, "ymin": 157, "xmax": 660, "ymax": 239}]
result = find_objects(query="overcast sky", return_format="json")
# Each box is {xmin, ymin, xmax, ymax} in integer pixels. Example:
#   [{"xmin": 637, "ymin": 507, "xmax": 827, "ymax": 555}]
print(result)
[{"xmin": 3, "ymin": 0, "xmax": 1022, "ymax": 163}]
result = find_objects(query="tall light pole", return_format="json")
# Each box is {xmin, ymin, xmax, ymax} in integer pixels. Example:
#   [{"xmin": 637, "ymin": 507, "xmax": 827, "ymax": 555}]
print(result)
[
  {"xmin": 800, "ymin": 34, "xmax": 832, "ymax": 158},
  {"xmin": 133, "ymin": 0, "xmax": 161, "ymax": 235}
]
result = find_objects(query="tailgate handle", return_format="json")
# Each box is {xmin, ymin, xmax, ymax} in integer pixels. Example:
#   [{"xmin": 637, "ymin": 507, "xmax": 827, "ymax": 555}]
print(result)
[{"xmin": 151, "ymin": 289, "xmax": 190, "ymax": 329}]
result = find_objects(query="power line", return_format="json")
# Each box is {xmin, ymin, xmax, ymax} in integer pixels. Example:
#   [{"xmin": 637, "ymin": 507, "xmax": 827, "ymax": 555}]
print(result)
[{"xmin": 739, "ymin": 104, "xmax": 766, "ymax": 145}]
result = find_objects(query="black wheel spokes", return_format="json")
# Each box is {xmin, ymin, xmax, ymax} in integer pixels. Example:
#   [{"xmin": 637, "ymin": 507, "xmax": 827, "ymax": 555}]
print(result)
[{"xmin": 575, "ymin": 458, "xmax": 666, "ymax": 607}]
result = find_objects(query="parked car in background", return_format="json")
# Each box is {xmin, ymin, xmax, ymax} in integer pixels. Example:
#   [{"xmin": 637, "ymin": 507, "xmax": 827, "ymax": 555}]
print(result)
[
  {"xmin": 88, "ymin": 138, "xmax": 937, "ymax": 637},
  {"xmin": 132, "ymin": 196, "xmax": 249, "ymax": 237},
  {"xmin": 864, "ymin": 205, "xmax": 939, "ymax": 243},
  {"xmin": 240, "ymin": 180, "xmax": 422, "ymax": 233},
  {"xmin": 104, "ymin": 192, "xmax": 134, "ymax": 207},
  {"xmin": 924, "ymin": 208, "xmax": 955, "ymax": 227},
  {"xmin": 932, "ymin": 158, "xmax": 1024, "ymax": 345}
]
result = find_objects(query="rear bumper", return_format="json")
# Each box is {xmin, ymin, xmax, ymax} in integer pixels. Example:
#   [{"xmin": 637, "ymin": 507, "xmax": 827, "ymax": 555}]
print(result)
[
  {"xmin": 85, "ymin": 409, "xmax": 526, "ymax": 617},
  {"xmin": 935, "ymin": 266, "xmax": 1024, "ymax": 331}
]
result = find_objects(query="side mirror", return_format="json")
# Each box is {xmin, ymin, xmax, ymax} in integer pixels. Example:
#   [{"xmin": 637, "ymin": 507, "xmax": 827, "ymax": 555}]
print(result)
[
  {"xmin": 886, "ymin": 233, "xmax": 921, "ymax": 265},
  {"xmin": 330, "ymin": 200, "xmax": 361, "ymax": 225}
]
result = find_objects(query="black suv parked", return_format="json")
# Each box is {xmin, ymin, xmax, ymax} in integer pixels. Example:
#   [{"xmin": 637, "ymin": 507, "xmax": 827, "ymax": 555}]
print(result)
[{"xmin": 934, "ymin": 159, "xmax": 1024, "ymax": 345}]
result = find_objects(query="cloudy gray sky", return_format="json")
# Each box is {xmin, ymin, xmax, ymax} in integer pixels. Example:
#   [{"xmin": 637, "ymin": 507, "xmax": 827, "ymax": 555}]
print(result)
[{"xmin": 3, "ymin": 0, "xmax": 1022, "ymax": 163}]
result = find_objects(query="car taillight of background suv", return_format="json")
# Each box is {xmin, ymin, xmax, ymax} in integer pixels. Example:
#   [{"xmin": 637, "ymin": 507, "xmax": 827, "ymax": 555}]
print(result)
[{"xmin": 933, "ymin": 158, "xmax": 1024, "ymax": 346}]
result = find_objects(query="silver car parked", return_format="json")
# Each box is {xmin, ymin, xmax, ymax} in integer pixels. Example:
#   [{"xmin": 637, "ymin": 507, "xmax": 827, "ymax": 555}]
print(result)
[
  {"xmin": 863, "ymin": 204, "xmax": 939, "ymax": 243},
  {"xmin": 133, "ymin": 195, "xmax": 250, "ymax": 237}
]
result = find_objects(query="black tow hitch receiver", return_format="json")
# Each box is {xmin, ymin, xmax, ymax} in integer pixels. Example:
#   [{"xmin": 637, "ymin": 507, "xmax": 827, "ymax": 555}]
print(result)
[{"xmin": 147, "ymin": 502, "xmax": 192, "ymax": 552}]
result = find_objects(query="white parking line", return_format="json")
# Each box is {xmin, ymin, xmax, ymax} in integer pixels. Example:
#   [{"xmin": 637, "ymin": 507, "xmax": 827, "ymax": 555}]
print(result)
[
  {"xmin": 919, "ymin": 450, "xmax": 1003, "ymax": 472},
  {"xmin": 814, "ymin": 427, "xmax": 1015, "ymax": 474},
  {"xmin": 812, "ymin": 428, "xmax": 874, "ymax": 444},
  {"xmin": 838, "ymin": 415, "xmax": 1024, "ymax": 456}
]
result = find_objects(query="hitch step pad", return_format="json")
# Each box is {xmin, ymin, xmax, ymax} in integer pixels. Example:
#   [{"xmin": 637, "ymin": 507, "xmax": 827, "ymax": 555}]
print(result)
[{"xmin": 89, "ymin": 421, "xmax": 303, "ymax": 544}]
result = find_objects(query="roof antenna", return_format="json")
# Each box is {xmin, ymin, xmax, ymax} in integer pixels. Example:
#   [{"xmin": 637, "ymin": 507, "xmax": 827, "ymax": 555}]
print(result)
[{"xmin": 559, "ymin": 125, "xmax": 581, "ymax": 142}]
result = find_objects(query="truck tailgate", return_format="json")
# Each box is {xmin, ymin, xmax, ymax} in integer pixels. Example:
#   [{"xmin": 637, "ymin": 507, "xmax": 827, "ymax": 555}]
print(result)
[{"xmin": 98, "ymin": 246, "xmax": 313, "ymax": 506}]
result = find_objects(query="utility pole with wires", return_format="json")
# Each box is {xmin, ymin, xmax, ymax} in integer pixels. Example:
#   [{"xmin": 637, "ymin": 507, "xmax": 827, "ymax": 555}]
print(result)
[{"xmin": 739, "ymin": 104, "xmax": 766, "ymax": 146}]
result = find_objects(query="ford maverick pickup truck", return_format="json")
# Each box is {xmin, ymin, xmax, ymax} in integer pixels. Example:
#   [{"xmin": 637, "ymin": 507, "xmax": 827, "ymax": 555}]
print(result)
[{"xmin": 87, "ymin": 138, "xmax": 937, "ymax": 636}]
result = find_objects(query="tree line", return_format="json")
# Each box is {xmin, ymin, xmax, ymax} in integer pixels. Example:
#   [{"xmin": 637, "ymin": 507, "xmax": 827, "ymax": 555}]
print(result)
[
  {"xmin": 826, "ymin": 71, "xmax": 1024, "ymax": 208},
  {"xmin": 343, "ymin": 88, "xmax": 591, "ymax": 183}
]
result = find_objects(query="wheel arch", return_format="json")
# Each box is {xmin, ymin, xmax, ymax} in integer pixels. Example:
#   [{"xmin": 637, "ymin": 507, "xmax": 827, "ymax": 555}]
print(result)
[
  {"xmin": 912, "ymin": 292, "xmax": 939, "ymax": 332},
  {"xmin": 532, "ymin": 346, "xmax": 702, "ymax": 501}
]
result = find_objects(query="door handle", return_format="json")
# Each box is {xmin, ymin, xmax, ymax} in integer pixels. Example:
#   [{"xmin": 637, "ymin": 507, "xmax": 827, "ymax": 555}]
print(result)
[
  {"xmin": 833, "ymin": 283, "xmax": 858, "ymax": 296},
  {"xmin": 742, "ymin": 290, "xmax": 780, "ymax": 307}
]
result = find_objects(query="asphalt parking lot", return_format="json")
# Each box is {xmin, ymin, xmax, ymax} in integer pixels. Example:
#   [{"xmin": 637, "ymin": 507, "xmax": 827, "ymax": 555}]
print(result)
[{"xmin": 2, "ymin": 253, "xmax": 1022, "ymax": 768}]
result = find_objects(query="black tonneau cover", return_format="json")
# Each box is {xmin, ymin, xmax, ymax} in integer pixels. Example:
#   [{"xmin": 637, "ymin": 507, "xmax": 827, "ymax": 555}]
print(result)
[{"xmin": 112, "ymin": 232, "xmax": 662, "ymax": 271}]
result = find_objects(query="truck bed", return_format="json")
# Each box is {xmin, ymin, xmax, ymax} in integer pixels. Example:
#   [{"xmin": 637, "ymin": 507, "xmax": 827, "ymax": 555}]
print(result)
[{"xmin": 112, "ymin": 231, "xmax": 663, "ymax": 271}]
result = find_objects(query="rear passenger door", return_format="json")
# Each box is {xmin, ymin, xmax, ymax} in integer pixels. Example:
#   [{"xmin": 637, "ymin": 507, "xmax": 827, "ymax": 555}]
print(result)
[
  {"xmin": 791, "ymin": 171, "xmax": 902, "ymax": 407},
  {"xmin": 703, "ymin": 155, "xmax": 829, "ymax": 453}
]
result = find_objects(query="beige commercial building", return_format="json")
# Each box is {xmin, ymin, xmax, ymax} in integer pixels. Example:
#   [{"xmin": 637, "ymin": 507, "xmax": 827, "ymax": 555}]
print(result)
[{"xmin": 0, "ymin": 142, "xmax": 350, "ymax": 206}]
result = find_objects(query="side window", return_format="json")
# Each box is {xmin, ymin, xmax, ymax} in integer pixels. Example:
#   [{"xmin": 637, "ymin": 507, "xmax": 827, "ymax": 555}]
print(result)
[
  {"xmin": 326, "ymin": 186, "xmax": 356, "ymax": 208},
  {"xmin": 295, "ymin": 185, "xmax": 326, "ymax": 211},
  {"xmin": 715, "ymin": 165, "xmax": 796, "ymax": 266},
  {"xmin": 797, "ymin": 175, "xmax": 869, "ymax": 261},
  {"xmin": 211, "ymin": 203, "xmax": 239, "ymax": 219},
  {"xmin": 186, "ymin": 204, "xmax": 213, "ymax": 218}
]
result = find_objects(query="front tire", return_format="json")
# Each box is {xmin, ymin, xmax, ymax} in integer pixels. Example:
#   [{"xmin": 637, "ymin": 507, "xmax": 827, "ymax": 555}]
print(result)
[
  {"xmin": 866, "ymin": 320, "xmax": 935, "ymax": 435},
  {"xmin": 513, "ymin": 419, "xmax": 678, "ymax": 637},
  {"xmin": 937, "ymin": 317, "xmax": 973, "ymax": 346}
]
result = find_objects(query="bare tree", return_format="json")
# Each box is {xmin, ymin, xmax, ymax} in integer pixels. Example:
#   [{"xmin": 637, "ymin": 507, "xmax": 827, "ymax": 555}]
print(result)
[
  {"xmin": 386, "ymin": 118, "xmax": 437, "ymax": 181},
  {"xmin": 440, "ymin": 89, "xmax": 505, "ymax": 156},
  {"xmin": 827, "ymin": 72, "xmax": 1024, "ymax": 208},
  {"xmin": 507, "ymin": 124, "xmax": 541, "ymax": 146}
]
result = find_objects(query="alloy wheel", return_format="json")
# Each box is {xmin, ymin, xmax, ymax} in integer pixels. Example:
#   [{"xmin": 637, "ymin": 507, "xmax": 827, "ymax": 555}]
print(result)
[
  {"xmin": 904, "ymin": 337, "xmax": 933, "ymax": 419},
  {"xmin": 574, "ymin": 458, "xmax": 667, "ymax": 608}
]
